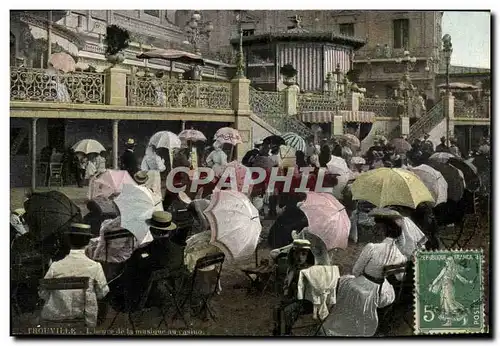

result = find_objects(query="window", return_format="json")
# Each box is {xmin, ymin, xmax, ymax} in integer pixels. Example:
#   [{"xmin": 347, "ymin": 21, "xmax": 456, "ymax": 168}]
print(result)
[
  {"xmin": 393, "ymin": 19, "xmax": 409, "ymax": 49},
  {"xmin": 339, "ymin": 23, "xmax": 355, "ymax": 36},
  {"xmin": 144, "ymin": 10, "xmax": 160, "ymax": 17},
  {"xmin": 243, "ymin": 29, "xmax": 255, "ymax": 37}
]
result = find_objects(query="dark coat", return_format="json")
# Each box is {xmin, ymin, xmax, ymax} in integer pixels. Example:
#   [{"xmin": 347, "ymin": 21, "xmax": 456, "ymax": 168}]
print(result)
[
  {"xmin": 120, "ymin": 150, "xmax": 138, "ymax": 176},
  {"xmin": 242, "ymin": 148, "xmax": 259, "ymax": 167},
  {"xmin": 267, "ymin": 205, "xmax": 308, "ymax": 249}
]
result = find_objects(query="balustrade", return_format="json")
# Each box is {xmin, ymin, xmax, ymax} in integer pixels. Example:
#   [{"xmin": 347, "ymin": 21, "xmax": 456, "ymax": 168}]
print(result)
[
  {"xmin": 297, "ymin": 93, "xmax": 339, "ymax": 113},
  {"xmin": 454, "ymin": 99, "xmax": 487, "ymax": 118},
  {"xmin": 10, "ymin": 67, "xmax": 106, "ymax": 104},
  {"xmin": 358, "ymin": 97, "xmax": 400, "ymax": 117}
]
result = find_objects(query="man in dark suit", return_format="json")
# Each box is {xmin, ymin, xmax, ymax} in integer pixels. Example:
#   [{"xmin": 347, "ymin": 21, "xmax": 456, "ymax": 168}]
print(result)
[{"xmin": 120, "ymin": 138, "xmax": 138, "ymax": 177}]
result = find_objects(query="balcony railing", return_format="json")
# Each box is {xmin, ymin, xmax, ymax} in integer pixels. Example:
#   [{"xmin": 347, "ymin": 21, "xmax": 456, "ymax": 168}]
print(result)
[
  {"xmin": 127, "ymin": 76, "xmax": 232, "ymax": 110},
  {"xmin": 10, "ymin": 68, "xmax": 106, "ymax": 104},
  {"xmin": 354, "ymin": 46, "xmax": 433, "ymax": 61},
  {"xmin": 297, "ymin": 93, "xmax": 340, "ymax": 113},
  {"xmin": 454, "ymin": 99, "xmax": 489, "ymax": 118},
  {"xmin": 358, "ymin": 97, "xmax": 400, "ymax": 117},
  {"xmin": 249, "ymin": 88, "xmax": 285, "ymax": 116}
]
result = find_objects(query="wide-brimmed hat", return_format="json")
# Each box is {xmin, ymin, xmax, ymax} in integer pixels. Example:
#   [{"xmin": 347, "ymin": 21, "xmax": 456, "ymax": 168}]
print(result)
[
  {"xmin": 351, "ymin": 157, "xmax": 366, "ymax": 165},
  {"xmin": 12, "ymin": 208, "xmax": 25, "ymax": 217},
  {"xmin": 369, "ymin": 208, "xmax": 402, "ymax": 220},
  {"xmin": 146, "ymin": 211, "xmax": 177, "ymax": 231},
  {"xmin": 66, "ymin": 223, "xmax": 93, "ymax": 236},
  {"xmin": 254, "ymin": 140, "xmax": 263, "ymax": 146},
  {"xmin": 133, "ymin": 171, "xmax": 149, "ymax": 184},
  {"xmin": 126, "ymin": 138, "xmax": 136, "ymax": 146}
]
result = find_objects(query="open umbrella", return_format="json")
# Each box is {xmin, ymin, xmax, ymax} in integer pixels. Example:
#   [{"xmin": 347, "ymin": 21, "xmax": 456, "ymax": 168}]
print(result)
[
  {"xmin": 298, "ymin": 192, "xmax": 351, "ymax": 250},
  {"xmin": 24, "ymin": 191, "xmax": 82, "ymax": 240},
  {"xmin": 351, "ymin": 168, "xmax": 435, "ymax": 209},
  {"xmin": 426, "ymin": 161, "xmax": 465, "ymax": 202},
  {"xmin": 88, "ymin": 170, "xmax": 135, "ymax": 200},
  {"xmin": 264, "ymin": 135, "xmax": 286, "ymax": 147},
  {"xmin": 407, "ymin": 164, "xmax": 448, "ymax": 205},
  {"xmin": 72, "ymin": 139, "xmax": 106, "ymax": 155},
  {"xmin": 178, "ymin": 129, "xmax": 207, "ymax": 142},
  {"xmin": 448, "ymin": 157, "xmax": 481, "ymax": 192},
  {"xmin": 282, "ymin": 132, "xmax": 306, "ymax": 152},
  {"xmin": 149, "ymin": 131, "xmax": 181, "ymax": 150},
  {"xmin": 48, "ymin": 52, "xmax": 76, "ymax": 73},
  {"xmin": 335, "ymin": 134, "xmax": 361, "ymax": 150},
  {"xmin": 137, "ymin": 48, "xmax": 205, "ymax": 78},
  {"xmin": 429, "ymin": 152, "xmax": 456, "ymax": 164},
  {"xmin": 203, "ymin": 189, "xmax": 261, "ymax": 260},
  {"xmin": 214, "ymin": 127, "xmax": 242, "ymax": 145},
  {"xmin": 390, "ymin": 138, "xmax": 412, "ymax": 154},
  {"xmin": 114, "ymin": 184, "xmax": 160, "ymax": 244}
]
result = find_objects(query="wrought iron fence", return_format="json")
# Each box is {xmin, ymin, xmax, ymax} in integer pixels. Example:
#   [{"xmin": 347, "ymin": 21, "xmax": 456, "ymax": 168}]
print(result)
[
  {"xmin": 358, "ymin": 97, "xmax": 400, "ymax": 117},
  {"xmin": 127, "ymin": 75, "xmax": 232, "ymax": 110},
  {"xmin": 454, "ymin": 99, "xmax": 488, "ymax": 118},
  {"xmin": 10, "ymin": 68, "xmax": 106, "ymax": 104},
  {"xmin": 297, "ymin": 93, "xmax": 340, "ymax": 113},
  {"xmin": 249, "ymin": 88, "xmax": 285, "ymax": 116},
  {"xmin": 408, "ymin": 100, "xmax": 444, "ymax": 142},
  {"xmin": 263, "ymin": 115, "xmax": 313, "ymax": 139}
]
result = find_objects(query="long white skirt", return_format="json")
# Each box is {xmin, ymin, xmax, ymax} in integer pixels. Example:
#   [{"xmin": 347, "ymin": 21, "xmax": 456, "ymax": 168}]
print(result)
[{"xmin": 321, "ymin": 275, "xmax": 395, "ymax": 337}]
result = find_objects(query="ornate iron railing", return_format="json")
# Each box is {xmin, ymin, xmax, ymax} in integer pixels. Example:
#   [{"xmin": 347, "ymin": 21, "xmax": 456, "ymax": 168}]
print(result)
[
  {"xmin": 127, "ymin": 76, "xmax": 232, "ymax": 110},
  {"xmin": 297, "ymin": 93, "xmax": 339, "ymax": 113},
  {"xmin": 249, "ymin": 88, "xmax": 285, "ymax": 116},
  {"xmin": 358, "ymin": 97, "xmax": 400, "ymax": 117},
  {"xmin": 454, "ymin": 100, "xmax": 488, "ymax": 118},
  {"xmin": 407, "ymin": 100, "xmax": 444, "ymax": 142},
  {"xmin": 10, "ymin": 68, "xmax": 106, "ymax": 104},
  {"xmin": 263, "ymin": 115, "xmax": 313, "ymax": 139}
]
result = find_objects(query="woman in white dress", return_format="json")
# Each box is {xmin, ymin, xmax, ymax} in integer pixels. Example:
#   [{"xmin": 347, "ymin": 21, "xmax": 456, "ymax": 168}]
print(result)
[
  {"xmin": 322, "ymin": 210, "xmax": 407, "ymax": 336},
  {"xmin": 205, "ymin": 141, "xmax": 228, "ymax": 177}
]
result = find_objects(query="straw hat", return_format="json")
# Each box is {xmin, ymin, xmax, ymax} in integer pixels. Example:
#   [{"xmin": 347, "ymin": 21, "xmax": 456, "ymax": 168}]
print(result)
[
  {"xmin": 254, "ymin": 140, "xmax": 263, "ymax": 146},
  {"xmin": 126, "ymin": 138, "xmax": 136, "ymax": 146},
  {"xmin": 292, "ymin": 239, "xmax": 312, "ymax": 250},
  {"xmin": 66, "ymin": 223, "xmax": 92, "ymax": 236},
  {"xmin": 368, "ymin": 208, "xmax": 402, "ymax": 220},
  {"xmin": 133, "ymin": 171, "xmax": 149, "ymax": 185},
  {"xmin": 146, "ymin": 211, "xmax": 177, "ymax": 231},
  {"xmin": 12, "ymin": 208, "xmax": 25, "ymax": 217}
]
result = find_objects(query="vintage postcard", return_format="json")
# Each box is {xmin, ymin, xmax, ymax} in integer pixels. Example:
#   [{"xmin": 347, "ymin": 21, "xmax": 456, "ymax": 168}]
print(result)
[{"xmin": 10, "ymin": 9, "xmax": 490, "ymax": 337}]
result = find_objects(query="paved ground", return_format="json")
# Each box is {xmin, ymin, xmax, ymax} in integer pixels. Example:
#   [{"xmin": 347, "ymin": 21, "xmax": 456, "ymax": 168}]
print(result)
[{"xmin": 10, "ymin": 186, "xmax": 489, "ymax": 336}]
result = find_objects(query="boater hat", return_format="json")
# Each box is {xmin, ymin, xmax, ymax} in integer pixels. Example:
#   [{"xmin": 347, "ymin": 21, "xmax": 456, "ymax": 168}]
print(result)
[
  {"xmin": 292, "ymin": 239, "xmax": 312, "ymax": 250},
  {"xmin": 133, "ymin": 171, "xmax": 149, "ymax": 185},
  {"xmin": 146, "ymin": 211, "xmax": 177, "ymax": 231},
  {"xmin": 66, "ymin": 223, "xmax": 93, "ymax": 236},
  {"xmin": 369, "ymin": 208, "xmax": 402, "ymax": 220},
  {"xmin": 126, "ymin": 138, "xmax": 136, "ymax": 145}
]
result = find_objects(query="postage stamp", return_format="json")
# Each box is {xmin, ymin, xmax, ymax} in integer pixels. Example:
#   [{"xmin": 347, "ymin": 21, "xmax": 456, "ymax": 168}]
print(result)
[{"xmin": 414, "ymin": 250, "xmax": 485, "ymax": 334}]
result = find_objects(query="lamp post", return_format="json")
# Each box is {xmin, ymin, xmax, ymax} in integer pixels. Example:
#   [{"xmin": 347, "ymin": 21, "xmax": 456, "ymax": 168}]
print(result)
[
  {"xmin": 396, "ymin": 50, "xmax": 417, "ymax": 118},
  {"xmin": 234, "ymin": 10, "xmax": 246, "ymax": 79},
  {"xmin": 442, "ymin": 34, "xmax": 453, "ymax": 146},
  {"xmin": 185, "ymin": 11, "xmax": 213, "ymax": 55}
]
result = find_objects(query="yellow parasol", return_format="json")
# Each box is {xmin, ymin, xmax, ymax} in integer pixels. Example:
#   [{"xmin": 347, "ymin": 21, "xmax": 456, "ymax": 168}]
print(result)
[{"xmin": 351, "ymin": 167, "xmax": 434, "ymax": 209}]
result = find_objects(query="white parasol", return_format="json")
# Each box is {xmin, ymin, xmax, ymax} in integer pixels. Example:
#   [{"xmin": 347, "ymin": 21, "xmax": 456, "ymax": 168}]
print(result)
[
  {"xmin": 203, "ymin": 189, "xmax": 262, "ymax": 261},
  {"xmin": 149, "ymin": 131, "xmax": 182, "ymax": 150},
  {"xmin": 114, "ymin": 183, "xmax": 161, "ymax": 244},
  {"xmin": 72, "ymin": 139, "xmax": 106, "ymax": 155}
]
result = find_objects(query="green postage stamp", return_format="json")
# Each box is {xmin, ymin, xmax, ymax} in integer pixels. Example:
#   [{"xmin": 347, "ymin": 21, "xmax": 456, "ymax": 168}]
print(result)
[{"xmin": 414, "ymin": 250, "xmax": 485, "ymax": 334}]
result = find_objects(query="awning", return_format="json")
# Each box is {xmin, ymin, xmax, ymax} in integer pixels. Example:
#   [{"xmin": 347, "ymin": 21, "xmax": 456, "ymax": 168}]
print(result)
[
  {"xmin": 300, "ymin": 110, "xmax": 375, "ymax": 123},
  {"xmin": 340, "ymin": 110, "xmax": 375, "ymax": 123},
  {"xmin": 300, "ymin": 111, "xmax": 334, "ymax": 123}
]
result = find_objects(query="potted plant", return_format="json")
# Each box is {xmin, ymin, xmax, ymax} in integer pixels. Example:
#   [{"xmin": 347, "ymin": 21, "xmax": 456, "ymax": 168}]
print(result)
[
  {"xmin": 280, "ymin": 64, "xmax": 298, "ymax": 86},
  {"xmin": 104, "ymin": 25, "xmax": 130, "ymax": 66}
]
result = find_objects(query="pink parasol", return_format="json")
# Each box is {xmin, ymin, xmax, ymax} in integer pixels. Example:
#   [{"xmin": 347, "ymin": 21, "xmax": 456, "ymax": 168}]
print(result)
[
  {"xmin": 214, "ymin": 127, "xmax": 242, "ymax": 146},
  {"xmin": 48, "ymin": 52, "xmax": 76, "ymax": 73},
  {"xmin": 203, "ymin": 189, "xmax": 262, "ymax": 261},
  {"xmin": 219, "ymin": 161, "xmax": 253, "ymax": 195},
  {"xmin": 179, "ymin": 129, "xmax": 207, "ymax": 142},
  {"xmin": 88, "ymin": 170, "xmax": 135, "ymax": 200},
  {"xmin": 298, "ymin": 192, "xmax": 351, "ymax": 250}
]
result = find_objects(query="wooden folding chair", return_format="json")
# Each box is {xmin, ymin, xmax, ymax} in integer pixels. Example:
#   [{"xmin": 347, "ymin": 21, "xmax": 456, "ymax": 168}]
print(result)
[
  {"xmin": 103, "ymin": 228, "xmax": 136, "ymax": 264},
  {"xmin": 242, "ymin": 251, "xmax": 287, "ymax": 296},
  {"xmin": 48, "ymin": 163, "xmax": 64, "ymax": 188},
  {"xmin": 38, "ymin": 277, "xmax": 90, "ymax": 327},
  {"xmin": 181, "ymin": 252, "xmax": 225, "ymax": 321}
]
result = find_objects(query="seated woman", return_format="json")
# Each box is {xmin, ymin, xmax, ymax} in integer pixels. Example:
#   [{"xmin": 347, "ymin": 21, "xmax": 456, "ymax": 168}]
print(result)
[
  {"xmin": 267, "ymin": 193, "xmax": 308, "ymax": 249},
  {"xmin": 322, "ymin": 210, "xmax": 407, "ymax": 336}
]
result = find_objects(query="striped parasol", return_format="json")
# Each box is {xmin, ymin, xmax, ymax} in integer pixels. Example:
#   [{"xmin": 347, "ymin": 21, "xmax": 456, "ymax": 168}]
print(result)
[{"xmin": 282, "ymin": 132, "xmax": 306, "ymax": 152}]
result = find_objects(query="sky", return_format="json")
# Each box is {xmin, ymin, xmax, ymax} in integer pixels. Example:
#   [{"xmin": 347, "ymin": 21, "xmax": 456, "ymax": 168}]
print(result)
[{"xmin": 442, "ymin": 11, "xmax": 490, "ymax": 68}]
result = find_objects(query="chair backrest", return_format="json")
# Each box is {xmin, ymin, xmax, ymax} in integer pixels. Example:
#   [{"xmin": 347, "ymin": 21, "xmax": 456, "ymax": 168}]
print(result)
[
  {"xmin": 49, "ymin": 163, "xmax": 63, "ymax": 174},
  {"xmin": 103, "ymin": 228, "xmax": 136, "ymax": 262},
  {"xmin": 195, "ymin": 252, "xmax": 225, "ymax": 271}
]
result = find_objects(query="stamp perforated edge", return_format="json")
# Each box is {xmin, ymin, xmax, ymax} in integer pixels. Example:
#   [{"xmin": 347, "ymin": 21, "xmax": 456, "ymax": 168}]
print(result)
[{"xmin": 413, "ymin": 248, "xmax": 486, "ymax": 335}]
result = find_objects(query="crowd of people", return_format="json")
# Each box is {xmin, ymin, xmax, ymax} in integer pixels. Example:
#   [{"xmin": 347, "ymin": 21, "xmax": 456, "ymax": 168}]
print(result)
[{"xmin": 11, "ymin": 127, "xmax": 490, "ymax": 336}]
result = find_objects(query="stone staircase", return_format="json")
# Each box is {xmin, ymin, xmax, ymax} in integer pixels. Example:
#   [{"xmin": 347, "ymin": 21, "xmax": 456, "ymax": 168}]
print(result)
[
  {"xmin": 407, "ymin": 100, "xmax": 444, "ymax": 142},
  {"xmin": 249, "ymin": 87, "xmax": 313, "ymax": 139}
]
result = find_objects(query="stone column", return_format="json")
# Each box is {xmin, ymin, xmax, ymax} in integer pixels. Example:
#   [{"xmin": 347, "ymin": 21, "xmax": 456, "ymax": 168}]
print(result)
[
  {"xmin": 443, "ymin": 93, "xmax": 455, "ymax": 140},
  {"xmin": 284, "ymin": 85, "xmax": 299, "ymax": 116},
  {"xmin": 331, "ymin": 115, "xmax": 344, "ymax": 136},
  {"xmin": 112, "ymin": 119, "xmax": 119, "ymax": 169},
  {"xmin": 231, "ymin": 77, "xmax": 251, "ymax": 160},
  {"xmin": 31, "ymin": 118, "xmax": 38, "ymax": 191},
  {"xmin": 351, "ymin": 92, "xmax": 360, "ymax": 112},
  {"xmin": 181, "ymin": 120, "xmax": 186, "ymax": 131},
  {"xmin": 400, "ymin": 116, "xmax": 410, "ymax": 136},
  {"xmin": 105, "ymin": 67, "xmax": 129, "ymax": 106}
]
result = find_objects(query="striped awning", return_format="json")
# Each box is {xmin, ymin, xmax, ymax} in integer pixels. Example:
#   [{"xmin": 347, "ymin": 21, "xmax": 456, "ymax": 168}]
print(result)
[
  {"xmin": 340, "ymin": 110, "xmax": 375, "ymax": 123},
  {"xmin": 300, "ymin": 111, "xmax": 334, "ymax": 123},
  {"xmin": 300, "ymin": 110, "xmax": 375, "ymax": 123}
]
